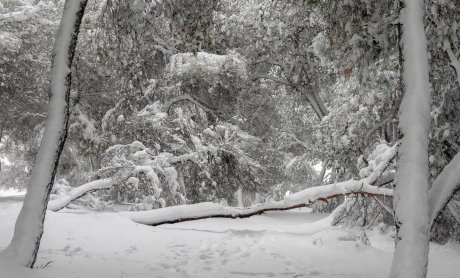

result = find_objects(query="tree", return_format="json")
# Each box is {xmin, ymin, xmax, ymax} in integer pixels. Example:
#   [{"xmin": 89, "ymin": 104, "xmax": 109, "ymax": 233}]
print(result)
[
  {"xmin": 389, "ymin": 0, "xmax": 431, "ymax": 277},
  {"xmin": 0, "ymin": 0, "xmax": 88, "ymax": 267}
]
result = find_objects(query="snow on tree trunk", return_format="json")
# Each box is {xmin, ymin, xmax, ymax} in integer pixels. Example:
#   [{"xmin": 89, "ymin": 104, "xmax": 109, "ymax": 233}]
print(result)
[
  {"xmin": 0, "ymin": 0, "xmax": 88, "ymax": 268},
  {"xmin": 389, "ymin": 1, "xmax": 431, "ymax": 277}
]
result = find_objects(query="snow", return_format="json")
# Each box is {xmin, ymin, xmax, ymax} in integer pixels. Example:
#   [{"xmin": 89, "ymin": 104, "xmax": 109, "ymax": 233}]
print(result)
[
  {"xmin": 1, "ymin": 199, "xmax": 459, "ymax": 278},
  {"xmin": 390, "ymin": 1, "xmax": 432, "ymax": 277},
  {"xmin": 0, "ymin": 187, "xmax": 26, "ymax": 197},
  {"xmin": 0, "ymin": 31, "xmax": 22, "ymax": 51}
]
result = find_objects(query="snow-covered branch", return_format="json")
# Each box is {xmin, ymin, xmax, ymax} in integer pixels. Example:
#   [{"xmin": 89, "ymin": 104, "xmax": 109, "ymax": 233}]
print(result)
[
  {"xmin": 164, "ymin": 94, "xmax": 219, "ymax": 115},
  {"xmin": 47, "ymin": 178, "xmax": 115, "ymax": 212},
  {"xmin": 121, "ymin": 179, "xmax": 393, "ymax": 226},
  {"xmin": 121, "ymin": 144, "xmax": 397, "ymax": 226},
  {"xmin": 251, "ymin": 74, "xmax": 293, "ymax": 87},
  {"xmin": 0, "ymin": 0, "xmax": 44, "ymax": 25},
  {"xmin": 428, "ymin": 151, "xmax": 460, "ymax": 229}
]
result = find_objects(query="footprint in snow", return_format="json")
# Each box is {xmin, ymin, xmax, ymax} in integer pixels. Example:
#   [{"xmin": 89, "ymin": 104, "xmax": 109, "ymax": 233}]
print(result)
[
  {"xmin": 58, "ymin": 245, "xmax": 82, "ymax": 257},
  {"xmin": 124, "ymin": 245, "xmax": 138, "ymax": 254}
]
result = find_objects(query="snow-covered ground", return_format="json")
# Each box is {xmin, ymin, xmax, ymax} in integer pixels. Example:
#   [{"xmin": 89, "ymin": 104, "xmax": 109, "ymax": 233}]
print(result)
[{"xmin": 0, "ymin": 198, "xmax": 459, "ymax": 278}]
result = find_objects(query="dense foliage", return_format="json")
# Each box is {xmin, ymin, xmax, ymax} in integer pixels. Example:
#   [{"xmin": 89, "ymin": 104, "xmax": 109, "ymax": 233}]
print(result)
[{"xmin": 1, "ymin": 0, "xmax": 459, "ymax": 242}]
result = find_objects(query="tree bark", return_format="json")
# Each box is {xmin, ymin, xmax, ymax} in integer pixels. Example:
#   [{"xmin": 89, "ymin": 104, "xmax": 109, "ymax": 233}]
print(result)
[
  {"xmin": 389, "ymin": 0, "xmax": 431, "ymax": 277},
  {"xmin": 1, "ymin": 0, "xmax": 88, "ymax": 268}
]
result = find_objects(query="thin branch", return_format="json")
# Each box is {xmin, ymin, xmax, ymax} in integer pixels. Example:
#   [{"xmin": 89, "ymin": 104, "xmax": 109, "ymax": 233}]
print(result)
[
  {"xmin": 371, "ymin": 195, "xmax": 394, "ymax": 217},
  {"xmin": 164, "ymin": 94, "xmax": 219, "ymax": 115},
  {"xmin": 251, "ymin": 74, "xmax": 293, "ymax": 87},
  {"xmin": 443, "ymin": 38, "xmax": 460, "ymax": 88}
]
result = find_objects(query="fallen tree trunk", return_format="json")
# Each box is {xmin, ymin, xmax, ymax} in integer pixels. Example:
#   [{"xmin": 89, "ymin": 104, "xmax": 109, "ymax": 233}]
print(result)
[
  {"xmin": 48, "ymin": 178, "xmax": 115, "ymax": 212},
  {"xmin": 120, "ymin": 182, "xmax": 393, "ymax": 226},
  {"xmin": 121, "ymin": 144, "xmax": 396, "ymax": 226}
]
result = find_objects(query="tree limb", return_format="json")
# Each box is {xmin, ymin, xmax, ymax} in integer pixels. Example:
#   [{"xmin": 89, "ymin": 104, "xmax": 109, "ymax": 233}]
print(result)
[
  {"xmin": 47, "ymin": 178, "xmax": 115, "ymax": 212},
  {"xmin": 121, "ymin": 144, "xmax": 398, "ymax": 226},
  {"xmin": 121, "ymin": 182, "xmax": 393, "ymax": 226},
  {"xmin": 251, "ymin": 74, "xmax": 293, "ymax": 87},
  {"xmin": 0, "ymin": 0, "xmax": 44, "ymax": 25},
  {"xmin": 164, "ymin": 94, "xmax": 220, "ymax": 116},
  {"xmin": 428, "ymin": 151, "xmax": 460, "ymax": 229}
]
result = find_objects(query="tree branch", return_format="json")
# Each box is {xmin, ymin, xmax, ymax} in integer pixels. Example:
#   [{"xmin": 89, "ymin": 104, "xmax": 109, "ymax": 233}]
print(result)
[
  {"xmin": 47, "ymin": 178, "xmax": 115, "ymax": 212},
  {"xmin": 428, "ymin": 151, "xmax": 460, "ymax": 229},
  {"xmin": 121, "ymin": 144, "xmax": 397, "ymax": 226},
  {"xmin": 164, "ymin": 94, "xmax": 220, "ymax": 116},
  {"xmin": 0, "ymin": 0, "xmax": 44, "ymax": 25},
  {"xmin": 443, "ymin": 38, "xmax": 460, "ymax": 88},
  {"xmin": 121, "ymin": 183, "xmax": 393, "ymax": 226},
  {"xmin": 251, "ymin": 74, "xmax": 293, "ymax": 87}
]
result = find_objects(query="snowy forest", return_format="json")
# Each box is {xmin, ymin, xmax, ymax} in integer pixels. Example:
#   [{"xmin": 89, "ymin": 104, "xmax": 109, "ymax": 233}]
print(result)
[{"xmin": 0, "ymin": 0, "xmax": 459, "ymax": 277}]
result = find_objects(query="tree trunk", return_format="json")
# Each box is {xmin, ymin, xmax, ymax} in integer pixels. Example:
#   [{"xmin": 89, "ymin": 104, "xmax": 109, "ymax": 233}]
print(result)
[
  {"xmin": 0, "ymin": 0, "xmax": 88, "ymax": 268},
  {"xmin": 389, "ymin": 0, "xmax": 431, "ymax": 277}
]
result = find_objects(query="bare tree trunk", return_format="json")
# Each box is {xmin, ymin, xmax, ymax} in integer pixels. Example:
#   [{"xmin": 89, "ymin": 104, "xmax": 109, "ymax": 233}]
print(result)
[
  {"xmin": 1, "ymin": 0, "xmax": 88, "ymax": 268},
  {"xmin": 389, "ymin": 0, "xmax": 431, "ymax": 277}
]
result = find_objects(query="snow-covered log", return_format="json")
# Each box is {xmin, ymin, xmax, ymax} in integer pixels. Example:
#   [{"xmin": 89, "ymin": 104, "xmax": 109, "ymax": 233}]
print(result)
[
  {"xmin": 390, "ymin": 0, "xmax": 431, "ymax": 277},
  {"xmin": 121, "ymin": 180, "xmax": 393, "ymax": 226},
  {"xmin": 121, "ymin": 144, "xmax": 397, "ymax": 226},
  {"xmin": 428, "ymin": 152, "xmax": 460, "ymax": 229},
  {"xmin": 47, "ymin": 178, "xmax": 115, "ymax": 212},
  {"xmin": 0, "ymin": 0, "xmax": 88, "ymax": 268}
]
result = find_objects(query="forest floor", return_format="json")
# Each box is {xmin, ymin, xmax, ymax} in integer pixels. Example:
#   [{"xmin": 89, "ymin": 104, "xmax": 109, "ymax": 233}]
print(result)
[{"xmin": 0, "ymin": 193, "xmax": 459, "ymax": 278}]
